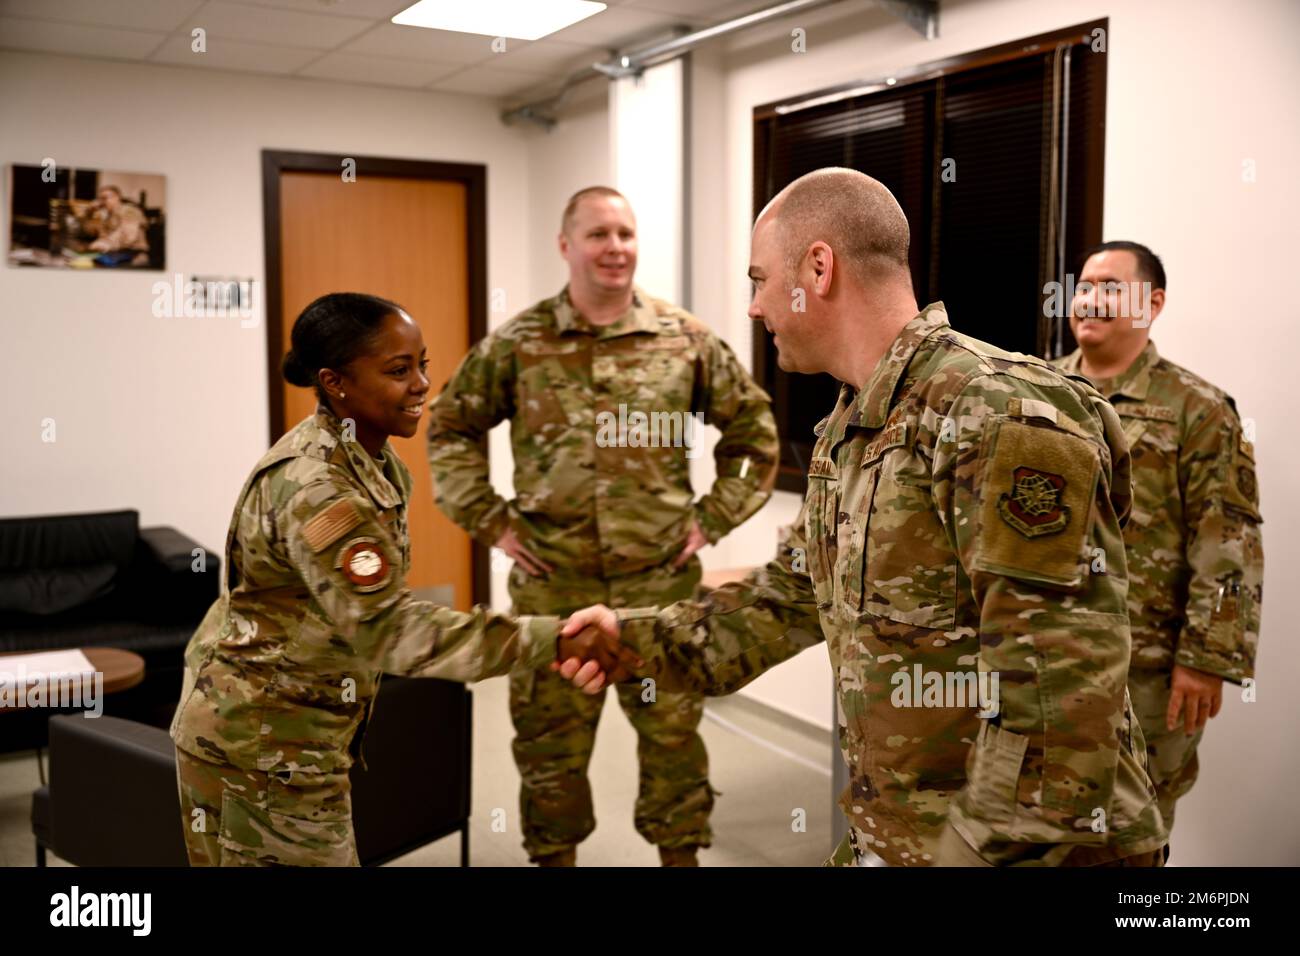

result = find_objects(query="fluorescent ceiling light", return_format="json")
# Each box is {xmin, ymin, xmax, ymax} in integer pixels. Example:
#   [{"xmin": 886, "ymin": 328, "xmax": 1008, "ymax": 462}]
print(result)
[{"xmin": 392, "ymin": 0, "xmax": 607, "ymax": 41}]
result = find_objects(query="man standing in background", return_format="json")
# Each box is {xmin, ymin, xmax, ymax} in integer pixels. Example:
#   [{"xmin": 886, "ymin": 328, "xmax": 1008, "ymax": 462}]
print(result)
[
  {"xmin": 1054, "ymin": 241, "xmax": 1264, "ymax": 850},
  {"xmin": 427, "ymin": 186, "xmax": 779, "ymax": 866}
]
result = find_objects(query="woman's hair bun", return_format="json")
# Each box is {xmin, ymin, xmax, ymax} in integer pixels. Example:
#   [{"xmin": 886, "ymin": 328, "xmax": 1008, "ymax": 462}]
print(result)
[{"xmin": 281, "ymin": 349, "xmax": 314, "ymax": 387}]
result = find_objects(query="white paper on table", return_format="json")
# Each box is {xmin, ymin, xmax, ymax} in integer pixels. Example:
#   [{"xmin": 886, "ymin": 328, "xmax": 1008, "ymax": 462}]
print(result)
[{"xmin": 0, "ymin": 649, "xmax": 97, "ymax": 681}]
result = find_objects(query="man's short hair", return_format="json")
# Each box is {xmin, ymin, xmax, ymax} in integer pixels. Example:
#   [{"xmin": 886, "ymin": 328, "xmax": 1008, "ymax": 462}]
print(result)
[
  {"xmin": 768, "ymin": 168, "xmax": 911, "ymax": 288},
  {"xmin": 561, "ymin": 186, "xmax": 628, "ymax": 235},
  {"xmin": 98, "ymin": 184, "xmax": 122, "ymax": 198},
  {"xmin": 1081, "ymin": 240, "xmax": 1167, "ymax": 292}
]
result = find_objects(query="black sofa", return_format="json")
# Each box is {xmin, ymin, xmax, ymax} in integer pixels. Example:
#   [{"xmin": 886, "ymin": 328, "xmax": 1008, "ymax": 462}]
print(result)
[
  {"xmin": 0, "ymin": 509, "xmax": 219, "ymax": 752},
  {"xmin": 31, "ymin": 674, "xmax": 473, "ymax": 866}
]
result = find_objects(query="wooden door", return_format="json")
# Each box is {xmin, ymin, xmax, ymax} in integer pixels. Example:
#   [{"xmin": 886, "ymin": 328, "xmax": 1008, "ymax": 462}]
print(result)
[{"xmin": 276, "ymin": 170, "xmax": 472, "ymax": 609}]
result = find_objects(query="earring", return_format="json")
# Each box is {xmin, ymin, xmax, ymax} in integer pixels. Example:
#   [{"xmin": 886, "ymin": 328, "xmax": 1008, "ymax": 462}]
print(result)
[{"xmin": 339, "ymin": 392, "xmax": 346, "ymax": 399}]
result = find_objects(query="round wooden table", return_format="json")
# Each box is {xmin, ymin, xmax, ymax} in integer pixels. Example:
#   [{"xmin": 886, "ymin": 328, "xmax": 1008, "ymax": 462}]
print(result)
[
  {"xmin": 0, "ymin": 646, "xmax": 145, "ymax": 709},
  {"xmin": 0, "ymin": 647, "xmax": 146, "ymax": 785}
]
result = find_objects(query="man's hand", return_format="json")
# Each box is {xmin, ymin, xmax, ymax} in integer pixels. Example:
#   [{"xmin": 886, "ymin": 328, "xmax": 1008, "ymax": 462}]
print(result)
[
  {"xmin": 672, "ymin": 520, "xmax": 708, "ymax": 570},
  {"xmin": 494, "ymin": 526, "xmax": 554, "ymax": 577},
  {"xmin": 553, "ymin": 607, "xmax": 643, "ymax": 695},
  {"xmin": 1167, "ymin": 664, "xmax": 1224, "ymax": 734}
]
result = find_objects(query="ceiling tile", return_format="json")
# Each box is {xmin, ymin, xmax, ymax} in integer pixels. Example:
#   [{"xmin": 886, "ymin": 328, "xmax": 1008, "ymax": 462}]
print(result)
[
  {"xmin": 0, "ymin": 0, "xmax": 203, "ymax": 32},
  {"xmin": 178, "ymin": 0, "xmax": 374, "ymax": 50},
  {"xmin": 625, "ymin": 0, "xmax": 772, "ymax": 23},
  {"xmin": 0, "ymin": 16, "xmax": 165, "ymax": 59},
  {"xmin": 298, "ymin": 49, "xmax": 460, "ymax": 86},
  {"xmin": 487, "ymin": 37, "xmax": 595, "ymax": 73},
  {"xmin": 545, "ymin": 4, "xmax": 681, "ymax": 48},
  {"xmin": 339, "ymin": 21, "xmax": 498, "ymax": 63},
  {"xmin": 243, "ymin": 0, "xmax": 412, "ymax": 18},
  {"xmin": 429, "ymin": 64, "xmax": 555, "ymax": 98},
  {"xmin": 149, "ymin": 33, "xmax": 324, "ymax": 74}
]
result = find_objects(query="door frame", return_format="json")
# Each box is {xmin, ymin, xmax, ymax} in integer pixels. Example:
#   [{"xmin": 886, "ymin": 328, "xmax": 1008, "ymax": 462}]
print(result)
[{"xmin": 260, "ymin": 149, "xmax": 490, "ymax": 606}]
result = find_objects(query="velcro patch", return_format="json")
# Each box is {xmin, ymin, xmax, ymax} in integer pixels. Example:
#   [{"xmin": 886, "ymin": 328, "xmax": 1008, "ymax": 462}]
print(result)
[
  {"xmin": 335, "ymin": 537, "xmax": 392, "ymax": 592},
  {"xmin": 1118, "ymin": 403, "xmax": 1177, "ymax": 423},
  {"xmin": 975, "ymin": 417, "xmax": 1100, "ymax": 587},
  {"xmin": 808, "ymin": 456, "xmax": 837, "ymax": 478},
  {"xmin": 632, "ymin": 336, "xmax": 690, "ymax": 351},
  {"xmin": 1009, "ymin": 397, "xmax": 1059, "ymax": 424},
  {"xmin": 301, "ymin": 499, "xmax": 363, "ymax": 553},
  {"xmin": 861, "ymin": 421, "xmax": 908, "ymax": 467},
  {"xmin": 518, "ymin": 339, "xmax": 582, "ymax": 356}
]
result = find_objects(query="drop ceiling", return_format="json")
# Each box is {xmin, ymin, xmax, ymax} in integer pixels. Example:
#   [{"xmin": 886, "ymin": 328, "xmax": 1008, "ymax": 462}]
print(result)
[{"xmin": 0, "ymin": 0, "xmax": 786, "ymax": 100}]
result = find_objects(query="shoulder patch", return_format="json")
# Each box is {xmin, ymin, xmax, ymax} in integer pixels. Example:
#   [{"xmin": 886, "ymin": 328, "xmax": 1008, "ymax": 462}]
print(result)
[
  {"xmin": 975, "ymin": 417, "xmax": 1101, "ymax": 587},
  {"xmin": 335, "ymin": 536, "xmax": 392, "ymax": 592},
  {"xmin": 302, "ymin": 498, "xmax": 363, "ymax": 553}
]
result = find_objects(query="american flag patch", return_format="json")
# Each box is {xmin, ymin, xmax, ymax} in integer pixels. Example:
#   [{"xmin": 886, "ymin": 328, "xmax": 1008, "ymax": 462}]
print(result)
[{"xmin": 302, "ymin": 499, "xmax": 363, "ymax": 553}]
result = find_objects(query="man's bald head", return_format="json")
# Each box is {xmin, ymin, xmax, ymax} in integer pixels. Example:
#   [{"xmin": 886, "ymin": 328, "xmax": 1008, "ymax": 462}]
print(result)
[{"xmin": 759, "ymin": 167, "xmax": 911, "ymax": 288}]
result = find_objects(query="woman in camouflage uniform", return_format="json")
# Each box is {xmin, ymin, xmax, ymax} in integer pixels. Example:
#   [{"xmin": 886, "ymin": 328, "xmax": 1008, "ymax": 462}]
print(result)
[{"xmin": 170, "ymin": 293, "xmax": 622, "ymax": 866}]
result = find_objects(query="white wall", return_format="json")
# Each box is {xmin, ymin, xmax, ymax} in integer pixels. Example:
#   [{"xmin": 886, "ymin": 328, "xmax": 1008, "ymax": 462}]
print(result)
[
  {"xmin": 0, "ymin": 51, "xmax": 534, "ymax": 568},
  {"xmin": 698, "ymin": 0, "xmax": 1300, "ymax": 864},
  {"xmin": 611, "ymin": 58, "xmax": 684, "ymax": 305}
]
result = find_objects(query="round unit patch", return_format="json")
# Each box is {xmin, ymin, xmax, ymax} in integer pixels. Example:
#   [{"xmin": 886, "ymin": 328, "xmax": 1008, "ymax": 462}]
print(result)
[{"xmin": 335, "ymin": 537, "xmax": 392, "ymax": 592}]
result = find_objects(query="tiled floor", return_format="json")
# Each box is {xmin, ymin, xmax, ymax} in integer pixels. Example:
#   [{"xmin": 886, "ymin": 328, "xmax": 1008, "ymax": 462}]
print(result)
[{"xmin": 1, "ymin": 677, "xmax": 834, "ymax": 867}]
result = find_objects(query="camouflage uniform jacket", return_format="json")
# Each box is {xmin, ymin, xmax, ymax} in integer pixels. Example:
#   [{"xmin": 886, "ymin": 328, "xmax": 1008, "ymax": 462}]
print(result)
[
  {"xmin": 616, "ymin": 304, "xmax": 1166, "ymax": 865},
  {"xmin": 426, "ymin": 286, "xmax": 779, "ymax": 578},
  {"xmin": 1055, "ymin": 344, "xmax": 1263, "ymax": 683},
  {"xmin": 171, "ymin": 407, "xmax": 559, "ymax": 776}
]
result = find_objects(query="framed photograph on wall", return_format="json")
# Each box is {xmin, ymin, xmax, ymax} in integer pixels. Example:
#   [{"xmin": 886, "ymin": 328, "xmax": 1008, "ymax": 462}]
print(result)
[{"xmin": 7, "ymin": 163, "xmax": 166, "ymax": 270}]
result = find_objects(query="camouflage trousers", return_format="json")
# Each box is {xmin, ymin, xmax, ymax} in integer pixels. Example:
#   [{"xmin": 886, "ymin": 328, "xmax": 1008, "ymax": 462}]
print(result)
[
  {"xmin": 1128, "ymin": 668, "xmax": 1204, "ymax": 839},
  {"xmin": 175, "ymin": 747, "xmax": 358, "ymax": 866},
  {"xmin": 508, "ymin": 555, "xmax": 713, "ymax": 861}
]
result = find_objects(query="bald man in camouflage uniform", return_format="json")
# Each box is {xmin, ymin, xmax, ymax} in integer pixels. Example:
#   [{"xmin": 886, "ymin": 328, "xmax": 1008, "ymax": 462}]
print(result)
[
  {"xmin": 1054, "ymin": 241, "xmax": 1263, "ymax": 847},
  {"xmin": 428, "ymin": 188, "xmax": 778, "ymax": 866},
  {"xmin": 566, "ymin": 169, "xmax": 1168, "ymax": 866}
]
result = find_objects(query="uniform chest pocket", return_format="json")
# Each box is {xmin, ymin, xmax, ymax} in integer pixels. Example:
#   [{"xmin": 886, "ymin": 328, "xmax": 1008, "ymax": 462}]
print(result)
[
  {"xmin": 517, "ymin": 344, "xmax": 587, "ymax": 435},
  {"xmin": 804, "ymin": 471, "xmax": 838, "ymax": 610},
  {"xmin": 1118, "ymin": 405, "xmax": 1177, "ymax": 462},
  {"xmin": 853, "ymin": 464, "xmax": 957, "ymax": 629},
  {"xmin": 603, "ymin": 340, "xmax": 695, "ymax": 411}
]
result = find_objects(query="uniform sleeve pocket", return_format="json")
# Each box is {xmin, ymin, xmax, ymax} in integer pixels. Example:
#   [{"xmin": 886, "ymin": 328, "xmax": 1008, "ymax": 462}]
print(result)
[{"xmin": 972, "ymin": 417, "xmax": 1100, "ymax": 589}]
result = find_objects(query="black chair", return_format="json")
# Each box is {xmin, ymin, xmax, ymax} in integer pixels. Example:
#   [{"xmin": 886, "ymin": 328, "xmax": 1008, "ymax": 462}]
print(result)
[{"xmin": 31, "ymin": 675, "xmax": 472, "ymax": 867}]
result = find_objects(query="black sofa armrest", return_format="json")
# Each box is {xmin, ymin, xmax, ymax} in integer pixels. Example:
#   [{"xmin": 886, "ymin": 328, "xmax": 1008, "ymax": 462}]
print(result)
[
  {"xmin": 140, "ymin": 526, "xmax": 212, "ymax": 574},
  {"xmin": 133, "ymin": 526, "xmax": 220, "ymax": 623}
]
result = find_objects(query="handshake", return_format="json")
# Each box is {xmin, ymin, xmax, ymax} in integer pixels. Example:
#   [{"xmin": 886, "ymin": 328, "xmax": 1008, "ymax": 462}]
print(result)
[{"xmin": 551, "ymin": 604, "xmax": 644, "ymax": 695}]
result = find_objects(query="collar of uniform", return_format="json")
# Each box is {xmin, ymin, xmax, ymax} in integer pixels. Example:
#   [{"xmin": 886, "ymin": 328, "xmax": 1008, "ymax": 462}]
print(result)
[
  {"xmin": 1060, "ymin": 340, "xmax": 1158, "ymax": 401},
  {"xmin": 552, "ymin": 285, "xmax": 661, "ymax": 339},
  {"xmin": 310, "ymin": 405, "xmax": 403, "ymax": 510},
  {"xmin": 855, "ymin": 302, "xmax": 950, "ymax": 428}
]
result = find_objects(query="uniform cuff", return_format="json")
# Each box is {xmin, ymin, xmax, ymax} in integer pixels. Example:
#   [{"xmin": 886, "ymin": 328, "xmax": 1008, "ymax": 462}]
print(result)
[
  {"xmin": 694, "ymin": 506, "xmax": 728, "ymax": 545},
  {"xmin": 1173, "ymin": 646, "xmax": 1251, "ymax": 685},
  {"xmin": 518, "ymin": 615, "xmax": 561, "ymax": 669},
  {"xmin": 932, "ymin": 823, "xmax": 994, "ymax": 867},
  {"xmin": 474, "ymin": 501, "xmax": 514, "ymax": 548},
  {"xmin": 614, "ymin": 606, "xmax": 661, "ymax": 662}
]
